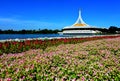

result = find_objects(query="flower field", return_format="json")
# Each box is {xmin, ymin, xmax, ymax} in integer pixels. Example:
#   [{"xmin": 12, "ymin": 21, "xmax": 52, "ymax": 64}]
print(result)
[
  {"xmin": 0, "ymin": 35, "xmax": 120, "ymax": 55},
  {"xmin": 0, "ymin": 36, "xmax": 120, "ymax": 80}
]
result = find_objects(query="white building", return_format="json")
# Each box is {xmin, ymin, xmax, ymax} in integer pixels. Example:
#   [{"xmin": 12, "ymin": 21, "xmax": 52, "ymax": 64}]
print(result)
[{"xmin": 62, "ymin": 10, "xmax": 100, "ymax": 35}]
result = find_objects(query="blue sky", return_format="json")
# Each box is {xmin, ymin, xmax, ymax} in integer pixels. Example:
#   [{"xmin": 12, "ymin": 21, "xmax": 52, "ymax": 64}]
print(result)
[{"xmin": 0, "ymin": 0, "xmax": 120, "ymax": 30}]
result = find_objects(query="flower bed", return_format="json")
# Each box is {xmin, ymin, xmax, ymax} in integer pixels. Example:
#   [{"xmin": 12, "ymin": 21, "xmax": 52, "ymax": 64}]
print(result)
[
  {"xmin": 0, "ymin": 36, "xmax": 120, "ymax": 80},
  {"xmin": 0, "ymin": 35, "xmax": 120, "ymax": 55}
]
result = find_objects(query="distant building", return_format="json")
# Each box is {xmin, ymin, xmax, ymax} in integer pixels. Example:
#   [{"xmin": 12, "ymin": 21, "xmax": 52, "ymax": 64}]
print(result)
[{"xmin": 61, "ymin": 10, "xmax": 103, "ymax": 35}]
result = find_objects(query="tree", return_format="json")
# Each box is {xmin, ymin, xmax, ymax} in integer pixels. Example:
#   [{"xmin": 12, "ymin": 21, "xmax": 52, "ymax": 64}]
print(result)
[{"xmin": 109, "ymin": 26, "xmax": 118, "ymax": 33}]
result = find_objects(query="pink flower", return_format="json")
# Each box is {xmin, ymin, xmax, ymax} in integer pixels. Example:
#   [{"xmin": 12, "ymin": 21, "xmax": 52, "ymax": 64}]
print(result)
[
  {"xmin": 7, "ymin": 78, "xmax": 12, "ymax": 81},
  {"xmin": 31, "ymin": 65, "xmax": 34, "ymax": 69},
  {"xmin": 81, "ymin": 76, "xmax": 85, "ymax": 81},
  {"xmin": 99, "ymin": 63, "xmax": 103, "ymax": 67},
  {"xmin": 22, "ymin": 76, "xmax": 25, "ymax": 79}
]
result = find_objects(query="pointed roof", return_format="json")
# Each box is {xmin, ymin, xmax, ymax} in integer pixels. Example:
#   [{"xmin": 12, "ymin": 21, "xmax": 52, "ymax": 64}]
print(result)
[{"xmin": 73, "ymin": 10, "xmax": 89, "ymax": 27}]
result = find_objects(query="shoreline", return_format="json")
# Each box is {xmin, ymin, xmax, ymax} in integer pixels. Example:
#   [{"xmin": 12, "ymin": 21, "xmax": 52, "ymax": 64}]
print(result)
[{"xmin": 0, "ymin": 34, "xmax": 120, "ymax": 43}]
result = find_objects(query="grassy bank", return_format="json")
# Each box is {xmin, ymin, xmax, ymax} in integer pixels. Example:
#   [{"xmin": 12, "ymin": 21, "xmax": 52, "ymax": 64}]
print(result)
[{"xmin": 0, "ymin": 37, "xmax": 120, "ymax": 80}]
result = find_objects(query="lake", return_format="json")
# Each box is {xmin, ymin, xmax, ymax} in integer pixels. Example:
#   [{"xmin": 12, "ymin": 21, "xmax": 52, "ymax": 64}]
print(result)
[
  {"xmin": 0, "ymin": 34, "xmax": 65, "ymax": 40},
  {"xmin": 0, "ymin": 34, "xmax": 106, "ymax": 40}
]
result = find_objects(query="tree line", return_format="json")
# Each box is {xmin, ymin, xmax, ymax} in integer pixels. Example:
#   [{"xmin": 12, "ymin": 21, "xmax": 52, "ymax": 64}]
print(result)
[
  {"xmin": 99, "ymin": 26, "xmax": 120, "ymax": 34},
  {"xmin": 0, "ymin": 29, "xmax": 61, "ymax": 34},
  {"xmin": 0, "ymin": 26, "xmax": 120, "ymax": 34},
  {"xmin": 108, "ymin": 26, "xmax": 120, "ymax": 33}
]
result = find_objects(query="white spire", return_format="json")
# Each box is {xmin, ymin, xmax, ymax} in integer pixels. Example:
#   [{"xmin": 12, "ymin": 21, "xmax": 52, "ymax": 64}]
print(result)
[{"xmin": 73, "ymin": 9, "xmax": 89, "ymax": 26}]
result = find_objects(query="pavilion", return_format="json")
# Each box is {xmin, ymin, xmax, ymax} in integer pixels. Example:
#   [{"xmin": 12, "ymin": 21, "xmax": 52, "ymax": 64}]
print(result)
[{"xmin": 62, "ymin": 10, "xmax": 103, "ymax": 35}]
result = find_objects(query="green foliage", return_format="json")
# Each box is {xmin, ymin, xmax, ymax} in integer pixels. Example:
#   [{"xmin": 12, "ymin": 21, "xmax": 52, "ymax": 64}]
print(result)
[
  {"xmin": 51, "ymin": 55, "xmax": 66, "ymax": 67},
  {"xmin": 0, "ymin": 29, "xmax": 61, "ymax": 34},
  {"xmin": 89, "ymin": 49, "xmax": 98, "ymax": 55}
]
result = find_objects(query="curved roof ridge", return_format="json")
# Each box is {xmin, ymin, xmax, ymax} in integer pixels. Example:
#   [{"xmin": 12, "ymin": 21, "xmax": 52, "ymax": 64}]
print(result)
[{"xmin": 73, "ymin": 10, "xmax": 89, "ymax": 27}]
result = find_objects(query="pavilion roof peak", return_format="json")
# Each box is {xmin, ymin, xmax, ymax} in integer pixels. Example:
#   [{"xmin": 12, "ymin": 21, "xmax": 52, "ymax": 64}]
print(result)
[{"xmin": 73, "ymin": 10, "xmax": 89, "ymax": 27}]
